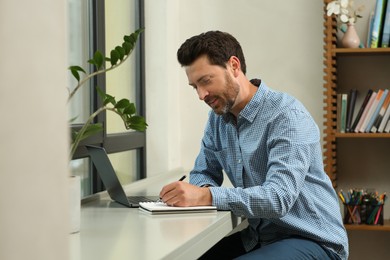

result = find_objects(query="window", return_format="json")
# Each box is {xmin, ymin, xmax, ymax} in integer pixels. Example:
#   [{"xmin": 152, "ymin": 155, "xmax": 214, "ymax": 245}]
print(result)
[{"xmin": 68, "ymin": 0, "xmax": 146, "ymax": 197}]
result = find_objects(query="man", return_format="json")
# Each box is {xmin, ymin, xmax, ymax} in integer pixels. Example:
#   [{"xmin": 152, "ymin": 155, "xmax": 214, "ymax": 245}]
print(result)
[{"xmin": 159, "ymin": 31, "xmax": 348, "ymax": 259}]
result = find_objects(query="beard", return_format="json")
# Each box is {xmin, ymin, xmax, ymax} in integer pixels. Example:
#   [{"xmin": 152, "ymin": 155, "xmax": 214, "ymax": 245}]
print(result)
[{"xmin": 209, "ymin": 72, "xmax": 239, "ymax": 115}]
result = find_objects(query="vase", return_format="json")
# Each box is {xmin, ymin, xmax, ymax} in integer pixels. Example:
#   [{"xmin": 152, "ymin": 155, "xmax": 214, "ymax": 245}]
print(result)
[
  {"xmin": 69, "ymin": 175, "xmax": 81, "ymax": 234},
  {"xmin": 341, "ymin": 23, "xmax": 360, "ymax": 48}
]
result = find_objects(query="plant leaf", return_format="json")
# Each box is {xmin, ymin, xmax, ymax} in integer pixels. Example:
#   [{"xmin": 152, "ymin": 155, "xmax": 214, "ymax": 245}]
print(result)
[
  {"xmin": 127, "ymin": 116, "xmax": 147, "ymax": 131},
  {"xmin": 96, "ymin": 87, "xmax": 116, "ymax": 106},
  {"xmin": 96, "ymin": 87, "xmax": 105, "ymax": 99},
  {"xmin": 115, "ymin": 46, "xmax": 125, "ymax": 60},
  {"xmin": 122, "ymin": 42, "xmax": 132, "ymax": 55},
  {"xmin": 128, "ymin": 115, "xmax": 145, "ymax": 124},
  {"xmin": 94, "ymin": 51, "xmax": 104, "ymax": 69},
  {"xmin": 69, "ymin": 66, "xmax": 86, "ymax": 82},
  {"xmin": 87, "ymin": 59, "xmax": 96, "ymax": 66},
  {"xmin": 70, "ymin": 70, "xmax": 80, "ymax": 82},
  {"xmin": 105, "ymin": 94, "xmax": 116, "ymax": 106},
  {"xmin": 69, "ymin": 116, "xmax": 78, "ymax": 123},
  {"xmin": 122, "ymin": 28, "xmax": 144, "ymax": 55},
  {"xmin": 71, "ymin": 123, "xmax": 103, "ymax": 143},
  {"xmin": 114, "ymin": 99, "xmax": 130, "ymax": 109},
  {"xmin": 110, "ymin": 49, "xmax": 119, "ymax": 66},
  {"xmin": 123, "ymin": 103, "xmax": 136, "ymax": 115},
  {"xmin": 82, "ymin": 123, "xmax": 103, "ymax": 138},
  {"xmin": 69, "ymin": 65, "xmax": 86, "ymax": 73}
]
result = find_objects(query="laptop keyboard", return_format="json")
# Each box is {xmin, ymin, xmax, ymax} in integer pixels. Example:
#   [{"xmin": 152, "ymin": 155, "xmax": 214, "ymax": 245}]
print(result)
[{"xmin": 127, "ymin": 196, "xmax": 159, "ymax": 203}]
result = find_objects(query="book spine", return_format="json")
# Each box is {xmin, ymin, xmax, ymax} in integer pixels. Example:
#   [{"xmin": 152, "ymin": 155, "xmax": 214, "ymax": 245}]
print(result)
[
  {"xmin": 371, "ymin": 89, "xmax": 390, "ymax": 132},
  {"xmin": 355, "ymin": 92, "xmax": 377, "ymax": 132},
  {"xmin": 367, "ymin": 12, "xmax": 376, "ymax": 47},
  {"xmin": 371, "ymin": 0, "xmax": 387, "ymax": 48},
  {"xmin": 337, "ymin": 94, "xmax": 342, "ymax": 133},
  {"xmin": 378, "ymin": 101, "xmax": 390, "ymax": 132},
  {"xmin": 340, "ymin": 94, "xmax": 348, "ymax": 133},
  {"xmin": 381, "ymin": 0, "xmax": 390, "ymax": 47},
  {"xmin": 351, "ymin": 89, "xmax": 373, "ymax": 132},
  {"xmin": 365, "ymin": 89, "xmax": 388, "ymax": 132},
  {"xmin": 359, "ymin": 90, "xmax": 383, "ymax": 132},
  {"xmin": 346, "ymin": 89, "xmax": 358, "ymax": 132},
  {"xmin": 384, "ymin": 118, "xmax": 390, "ymax": 132}
]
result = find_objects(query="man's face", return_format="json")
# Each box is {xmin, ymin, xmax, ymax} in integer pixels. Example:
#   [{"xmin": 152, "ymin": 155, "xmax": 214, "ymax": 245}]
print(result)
[{"xmin": 185, "ymin": 55, "xmax": 239, "ymax": 115}]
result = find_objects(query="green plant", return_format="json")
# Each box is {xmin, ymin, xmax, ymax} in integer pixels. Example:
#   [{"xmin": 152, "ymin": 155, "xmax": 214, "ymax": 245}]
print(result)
[{"xmin": 68, "ymin": 28, "xmax": 147, "ymax": 159}]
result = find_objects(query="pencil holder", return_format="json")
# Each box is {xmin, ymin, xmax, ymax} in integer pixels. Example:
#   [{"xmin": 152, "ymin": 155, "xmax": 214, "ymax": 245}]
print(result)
[
  {"xmin": 365, "ymin": 204, "xmax": 384, "ymax": 225},
  {"xmin": 339, "ymin": 189, "xmax": 387, "ymax": 225},
  {"xmin": 343, "ymin": 204, "xmax": 361, "ymax": 224}
]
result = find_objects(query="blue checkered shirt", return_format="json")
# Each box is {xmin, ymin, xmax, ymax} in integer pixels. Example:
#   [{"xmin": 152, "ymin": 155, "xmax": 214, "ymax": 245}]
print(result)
[{"xmin": 189, "ymin": 82, "xmax": 348, "ymax": 259}]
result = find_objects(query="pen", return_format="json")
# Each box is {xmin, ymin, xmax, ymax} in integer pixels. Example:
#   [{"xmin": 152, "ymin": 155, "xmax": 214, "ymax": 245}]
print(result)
[{"xmin": 156, "ymin": 175, "xmax": 187, "ymax": 203}]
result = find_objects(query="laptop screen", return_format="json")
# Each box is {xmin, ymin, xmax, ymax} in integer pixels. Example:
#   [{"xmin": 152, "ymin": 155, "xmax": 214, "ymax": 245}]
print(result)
[{"xmin": 86, "ymin": 145, "xmax": 131, "ymax": 206}]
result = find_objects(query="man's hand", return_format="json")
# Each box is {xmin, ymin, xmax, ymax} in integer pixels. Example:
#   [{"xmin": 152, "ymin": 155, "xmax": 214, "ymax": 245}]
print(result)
[{"xmin": 159, "ymin": 181, "xmax": 212, "ymax": 207}]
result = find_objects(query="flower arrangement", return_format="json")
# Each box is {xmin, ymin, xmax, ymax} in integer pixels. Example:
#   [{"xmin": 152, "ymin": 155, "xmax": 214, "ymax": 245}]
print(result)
[{"xmin": 326, "ymin": 0, "xmax": 363, "ymax": 24}]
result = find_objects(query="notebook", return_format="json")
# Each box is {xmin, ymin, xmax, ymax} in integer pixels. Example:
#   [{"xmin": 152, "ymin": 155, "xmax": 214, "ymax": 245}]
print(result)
[
  {"xmin": 139, "ymin": 202, "xmax": 217, "ymax": 215},
  {"xmin": 86, "ymin": 145, "xmax": 159, "ymax": 208}
]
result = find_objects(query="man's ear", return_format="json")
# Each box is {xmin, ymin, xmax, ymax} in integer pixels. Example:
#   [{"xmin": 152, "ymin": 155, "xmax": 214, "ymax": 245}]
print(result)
[{"xmin": 229, "ymin": 56, "xmax": 241, "ymax": 76}]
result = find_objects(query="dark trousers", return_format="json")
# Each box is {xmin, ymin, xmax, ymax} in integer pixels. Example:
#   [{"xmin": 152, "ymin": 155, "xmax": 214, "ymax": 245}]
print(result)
[{"xmin": 199, "ymin": 232, "xmax": 339, "ymax": 260}]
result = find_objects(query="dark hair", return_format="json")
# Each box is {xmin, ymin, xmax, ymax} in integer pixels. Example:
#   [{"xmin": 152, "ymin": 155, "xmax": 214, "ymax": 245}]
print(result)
[{"xmin": 177, "ymin": 31, "xmax": 247, "ymax": 74}]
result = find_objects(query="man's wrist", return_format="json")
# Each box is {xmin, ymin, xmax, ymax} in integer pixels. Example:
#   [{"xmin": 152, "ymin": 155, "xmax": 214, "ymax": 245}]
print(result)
[{"xmin": 201, "ymin": 186, "xmax": 213, "ymax": 205}]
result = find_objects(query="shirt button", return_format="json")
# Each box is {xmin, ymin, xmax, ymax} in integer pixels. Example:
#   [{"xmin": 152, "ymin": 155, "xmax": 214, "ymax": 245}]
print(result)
[{"xmin": 238, "ymin": 159, "xmax": 242, "ymax": 163}]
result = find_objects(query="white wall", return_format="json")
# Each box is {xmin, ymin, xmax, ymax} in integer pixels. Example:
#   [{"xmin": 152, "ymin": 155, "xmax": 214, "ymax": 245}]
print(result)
[
  {"xmin": 0, "ymin": 1, "xmax": 69, "ymax": 260},
  {"xmin": 145, "ymin": 0, "xmax": 324, "ymax": 176}
]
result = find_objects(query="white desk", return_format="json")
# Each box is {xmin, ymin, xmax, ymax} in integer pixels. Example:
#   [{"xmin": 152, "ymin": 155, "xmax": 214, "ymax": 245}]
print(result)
[{"xmin": 70, "ymin": 171, "xmax": 245, "ymax": 260}]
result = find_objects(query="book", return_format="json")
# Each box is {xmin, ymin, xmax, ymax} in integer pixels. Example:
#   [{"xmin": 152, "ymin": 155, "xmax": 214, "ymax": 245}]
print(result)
[
  {"xmin": 384, "ymin": 118, "xmax": 390, "ymax": 132},
  {"xmin": 336, "ymin": 94, "xmax": 342, "ymax": 133},
  {"xmin": 371, "ymin": 0, "xmax": 387, "ymax": 48},
  {"xmin": 340, "ymin": 94, "xmax": 348, "ymax": 133},
  {"xmin": 370, "ymin": 89, "xmax": 390, "ymax": 132},
  {"xmin": 366, "ymin": 89, "xmax": 388, "ymax": 132},
  {"xmin": 378, "ymin": 101, "xmax": 390, "ymax": 132},
  {"xmin": 359, "ymin": 90, "xmax": 383, "ymax": 132},
  {"xmin": 381, "ymin": 0, "xmax": 390, "ymax": 47},
  {"xmin": 351, "ymin": 89, "xmax": 373, "ymax": 132},
  {"xmin": 355, "ymin": 91, "xmax": 377, "ymax": 132},
  {"xmin": 346, "ymin": 89, "xmax": 358, "ymax": 132},
  {"xmin": 367, "ymin": 11, "xmax": 375, "ymax": 47},
  {"xmin": 139, "ymin": 202, "xmax": 217, "ymax": 215}
]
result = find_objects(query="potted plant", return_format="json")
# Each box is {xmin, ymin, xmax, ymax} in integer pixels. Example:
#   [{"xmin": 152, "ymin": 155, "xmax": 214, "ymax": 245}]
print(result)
[
  {"xmin": 67, "ymin": 28, "xmax": 147, "ymax": 233},
  {"xmin": 68, "ymin": 28, "xmax": 147, "ymax": 159}
]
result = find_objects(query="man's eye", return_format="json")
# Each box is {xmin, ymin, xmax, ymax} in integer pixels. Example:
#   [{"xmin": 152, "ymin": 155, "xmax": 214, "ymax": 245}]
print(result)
[{"xmin": 200, "ymin": 78, "xmax": 210, "ymax": 85}]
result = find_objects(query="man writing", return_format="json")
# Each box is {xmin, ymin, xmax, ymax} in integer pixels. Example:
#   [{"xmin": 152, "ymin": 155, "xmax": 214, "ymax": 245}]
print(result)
[{"xmin": 159, "ymin": 31, "xmax": 348, "ymax": 259}]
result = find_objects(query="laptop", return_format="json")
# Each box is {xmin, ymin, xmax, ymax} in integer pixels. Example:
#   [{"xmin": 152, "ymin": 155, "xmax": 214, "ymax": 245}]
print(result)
[{"xmin": 86, "ymin": 145, "xmax": 159, "ymax": 208}]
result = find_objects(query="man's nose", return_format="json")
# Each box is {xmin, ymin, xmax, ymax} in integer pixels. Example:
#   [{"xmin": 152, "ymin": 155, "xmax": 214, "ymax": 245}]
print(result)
[{"xmin": 197, "ymin": 87, "xmax": 208, "ymax": 100}]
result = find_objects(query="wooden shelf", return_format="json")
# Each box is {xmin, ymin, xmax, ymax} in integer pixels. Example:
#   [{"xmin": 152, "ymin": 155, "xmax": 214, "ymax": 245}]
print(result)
[
  {"xmin": 345, "ymin": 219, "xmax": 390, "ymax": 231},
  {"xmin": 333, "ymin": 48, "xmax": 390, "ymax": 55},
  {"xmin": 334, "ymin": 133, "xmax": 390, "ymax": 138}
]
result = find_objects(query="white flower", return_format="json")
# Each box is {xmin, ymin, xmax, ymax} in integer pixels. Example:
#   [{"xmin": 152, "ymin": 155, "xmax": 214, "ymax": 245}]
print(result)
[
  {"xmin": 340, "ymin": 14, "xmax": 349, "ymax": 23},
  {"xmin": 327, "ymin": 1, "xmax": 340, "ymax": 16},
  {"xmin": 340, "ymin": 0, "xmax": 349, "ymax": 8},
  {"xmin": 326, "ymin": 0, "xmax": 363, "ymax": 25}
]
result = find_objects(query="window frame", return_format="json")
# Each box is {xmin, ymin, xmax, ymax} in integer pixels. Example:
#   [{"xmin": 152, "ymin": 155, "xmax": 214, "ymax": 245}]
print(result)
[{"xmin": 71, "ymin": 0, "xmax": 146, "ymax": 194}]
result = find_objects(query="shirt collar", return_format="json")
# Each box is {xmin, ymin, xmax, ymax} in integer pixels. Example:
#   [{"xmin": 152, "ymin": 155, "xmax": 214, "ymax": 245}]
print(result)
[{"xmin": 222, "ymin": 79, "xmax": 268, "ymax": 124}]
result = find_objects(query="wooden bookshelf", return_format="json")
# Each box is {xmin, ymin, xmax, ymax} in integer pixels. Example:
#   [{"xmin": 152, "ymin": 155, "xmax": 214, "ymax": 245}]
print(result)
[
  {"xmin": 345, "ymin": 219, "xmax": 390, "ymax": 231},
  {"xmin": 335, "ymin": 133, "xmax": 390, "ymax": 138},
  {"xmin": 333, "ymin": 48, "xmax": 390, "ymax": 54},
  {"xmin": 323, "ymin": 0, "xmax": 390, "ymax": 233}
]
